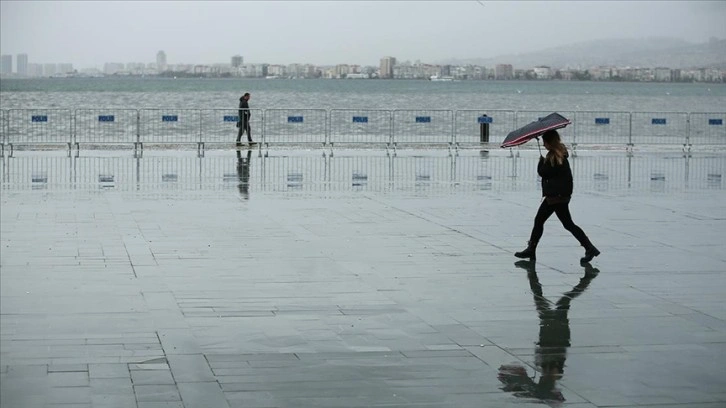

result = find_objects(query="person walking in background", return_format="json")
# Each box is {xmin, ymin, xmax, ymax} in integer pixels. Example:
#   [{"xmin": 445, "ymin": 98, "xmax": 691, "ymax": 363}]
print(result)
[
  {"xmin": 236, "ymin": 92, "xmax": 253, "ymax": 145},
  {"xmin": 514, "ymin": 129, "xmax": 600, "ymax": 264}
]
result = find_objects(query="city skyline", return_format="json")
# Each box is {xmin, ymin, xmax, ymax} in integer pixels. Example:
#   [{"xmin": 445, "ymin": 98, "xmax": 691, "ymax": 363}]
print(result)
[
  {"xmin": 1, "ymin": 1, "xmax": 725, "ymax": 68},
  {"xmin": 1, "ymin": 51, "xmax": 723, "ymax": 83}
]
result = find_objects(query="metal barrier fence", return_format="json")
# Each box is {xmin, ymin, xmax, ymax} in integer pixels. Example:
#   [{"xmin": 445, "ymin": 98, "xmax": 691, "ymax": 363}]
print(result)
[
  {"xmin": 200, "ymin": 108, "xmax": 264, "ymax": 145},
  {"xmin": 139, "ymin": 109, "xmax": 201, "ymax": 145},
  {"xmin": 329, "ymin": 109, "xmax": 392, "ymax": 147},
  {"xmin": 7, "ymin": 109, "xmax": 73, "ymax": 151},
  {"xmin": 393, "ymin": 110, "xmax": 454, "ymax": 146},
  {"xmin": 573, "ymin": 111, "xmax": 632, "ymax": 146},
  {"xmin": 454, "ymin": 109, "xmax": 516, "ymax": 147},
  {"xmin": 688, "ymin": 112, "xmax": 726, "ymax": 146},
  {"xmin": 630, "ymin": 112, "xmax": 689, "ymax": 146},
  {"xmin": 1, "ymin": 109, "xmax": 7, "ymax": 148},
  {"xmin": 2, "ymin": 109, "xmax": 726, "ymax": 155},
  {"xmin": 263, "ymin": 109, "xmax": 327, "ymax": 146},
  {"xmin": 74, "ymin": 109, "xmax": 139, "ymax": 146}
]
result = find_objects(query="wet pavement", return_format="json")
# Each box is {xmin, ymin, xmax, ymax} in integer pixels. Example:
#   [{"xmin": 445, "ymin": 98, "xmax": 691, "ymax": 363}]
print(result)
[{"xmin": 1, "ymin": 148, "xmax": 725, "ymax": 408}]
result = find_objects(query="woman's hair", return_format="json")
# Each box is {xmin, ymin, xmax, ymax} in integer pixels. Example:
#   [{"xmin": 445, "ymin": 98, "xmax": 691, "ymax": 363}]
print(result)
[{"xmin": 542, "ymin": 130, "xmax": 568, "ymax": 166}]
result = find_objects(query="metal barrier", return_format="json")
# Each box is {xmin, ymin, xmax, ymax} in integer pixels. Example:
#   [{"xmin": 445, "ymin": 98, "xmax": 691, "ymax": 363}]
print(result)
[
  {"xmin": 328, "ymin": 109, "xmax": 392, "ymax": 148},
  {"xmin": 74, "ymin": 109, "xmax": 139, "ymax": 147},
  {"xmin": 200, "ymin": 108, "xmax": 264, "ymax": 146},
  {"xmin": 630, "ymin": 112, "xmax": 688, "ymax": 146},
  {"xmin": 687, "ymin": 112, "xmax": 726, "ymax": 147},
  {"xmin": 262, "ymin": 109, "xmax": 327, "ymax": 147},
  {"xmin": 0, "ymin": 109, "xmax": 7, "ymax": 154},
  {"xmin": 7, "ymin": 109, "xmax": 73, "ymax": 154},
  {"xmin": 392, "ymin": 110, "xmax": 454, "ymax": 148},
  {"xmin": 454, "ymin": 110, "xmax": 516, "ymax": 148},
  {"xmin": 573, "ymin": 111, "xmax": 631, "ymax": 147},
  {"xmin": 139, "ymin": 109, "xmax": 201, "ymax": 146},
  {"xmin": 5, "ymin": 109, "xmax": 726, "ymax": 154}
]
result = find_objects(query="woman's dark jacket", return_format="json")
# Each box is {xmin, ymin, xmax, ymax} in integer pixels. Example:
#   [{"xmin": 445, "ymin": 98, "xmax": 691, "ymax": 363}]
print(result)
[{"xmin": 538, "ymin": 153, "xmax": 573, "ymax": 198}]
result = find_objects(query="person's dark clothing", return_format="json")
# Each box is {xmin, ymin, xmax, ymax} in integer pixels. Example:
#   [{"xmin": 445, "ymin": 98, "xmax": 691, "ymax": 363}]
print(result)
[
  {"xmin": 528, "ymin": 152, "xmax": 592, "ymax": 247},
  {"xmin": 237, "ymin": 97, "xmax": 252, "ymax": 143},
  {"xmin": 538, "ymin": 154, "xmax": 573, "ymax": 199},
  {"xmin": 529, "ymin": 200, "xmax": 592, "ymax": 249}
]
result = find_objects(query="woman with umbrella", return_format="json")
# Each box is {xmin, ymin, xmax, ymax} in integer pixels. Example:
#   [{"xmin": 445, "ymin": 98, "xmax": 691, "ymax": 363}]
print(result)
[{"xmin": 513, "ymin": 129, "xmax": 600, "ymax": 264}]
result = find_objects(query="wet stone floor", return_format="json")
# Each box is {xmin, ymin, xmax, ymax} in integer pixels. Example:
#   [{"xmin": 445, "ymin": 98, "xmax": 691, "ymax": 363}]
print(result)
[{"xmin": 1, "ymin": 148, "xmax": 725, "ymax": 408}]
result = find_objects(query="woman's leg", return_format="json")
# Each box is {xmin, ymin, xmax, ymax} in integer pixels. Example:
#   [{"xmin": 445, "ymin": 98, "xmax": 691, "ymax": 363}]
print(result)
[
  {"xmin": 529, "ymin": 200, "xmax": 556, "ymax": 243},
  {"xmin": 553, "ymin": 203, "xmax": 592, "ymax": 247}
]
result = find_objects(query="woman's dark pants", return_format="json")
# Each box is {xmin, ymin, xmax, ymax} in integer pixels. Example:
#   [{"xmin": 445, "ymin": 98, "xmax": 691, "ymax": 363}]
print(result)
[{"xmin": 529, "ymin": 200, "xmax": 592, "ymax": 247}]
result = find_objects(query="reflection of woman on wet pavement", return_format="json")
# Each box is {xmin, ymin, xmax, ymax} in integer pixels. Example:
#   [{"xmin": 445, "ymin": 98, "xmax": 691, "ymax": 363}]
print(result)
[
  {"xmin": 514, "ymin": 129, "xmax": 600, "ymax": 264},
  {"xmin": 498, "ymin": 261, "xmax": 599, "ymax": 402},
  {"xmin": 237, "ymin": 149, "xmax": 251, "ymax": 199}
]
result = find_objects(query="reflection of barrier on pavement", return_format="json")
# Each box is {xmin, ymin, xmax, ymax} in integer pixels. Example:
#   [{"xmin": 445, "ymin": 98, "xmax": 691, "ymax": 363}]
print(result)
[
  {"xmin": 3, "ymin": 109, "xmax": 726, "ymax": 156},
  {"xmin": 2, "ymin": 151, "xmax": 724, "ymax": 193},
  {"xmin": 454, "ymin": 110, "xmax": 515, "ymax": 149},
  {"xmin": 329, "ymin": 109, "xmax": 392, "ymax": 149},
  {"xmin": 7, "ymin": 109, "xmax": 73, "ymax": 155},
  {"xmin": 262, "ymin": 109, "xmax": 327, "ymax": 147}
]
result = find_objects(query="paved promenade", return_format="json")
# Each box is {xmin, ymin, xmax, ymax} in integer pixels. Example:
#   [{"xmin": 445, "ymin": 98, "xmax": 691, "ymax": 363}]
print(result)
[{"xmin": 2, "ymin": 149, "xmax": 725, "ymax": 408}]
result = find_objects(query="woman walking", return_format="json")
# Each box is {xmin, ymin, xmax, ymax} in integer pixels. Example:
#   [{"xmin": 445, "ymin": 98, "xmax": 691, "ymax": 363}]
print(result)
[{"xmin": 515, "ymin": 130, "xmax": 600, "ymax": 264}]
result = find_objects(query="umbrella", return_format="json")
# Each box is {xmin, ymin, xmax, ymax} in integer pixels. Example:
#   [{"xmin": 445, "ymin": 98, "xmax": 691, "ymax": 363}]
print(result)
[{"xmin": 501, "ymin": 113, "xmax": 572, "ymax": 149}]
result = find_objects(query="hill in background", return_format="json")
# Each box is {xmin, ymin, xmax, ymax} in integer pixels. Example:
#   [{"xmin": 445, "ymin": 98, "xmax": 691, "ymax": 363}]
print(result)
[{"xmin": 442, "ymin": 37, "xmax": 726, "ymax": 69}]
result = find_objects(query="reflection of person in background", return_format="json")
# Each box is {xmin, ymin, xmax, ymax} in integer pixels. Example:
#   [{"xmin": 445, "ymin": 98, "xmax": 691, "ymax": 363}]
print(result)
[
  {"xmin": 237, "ymin": 149, "xmax": 251, "ymax": 200},
  {"xmin": 498, "ymin": 260, "xmax": 599, "ymax": 403},
  {"xmin": 236, "ymin": 92, "xmax": 253, "ymax": 145}
]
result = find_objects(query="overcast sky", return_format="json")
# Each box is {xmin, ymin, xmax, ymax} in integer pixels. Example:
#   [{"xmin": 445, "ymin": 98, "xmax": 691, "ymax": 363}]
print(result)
[{"xmin": 1, "ymin": 1, "xmax": 725, "ymax": 68}]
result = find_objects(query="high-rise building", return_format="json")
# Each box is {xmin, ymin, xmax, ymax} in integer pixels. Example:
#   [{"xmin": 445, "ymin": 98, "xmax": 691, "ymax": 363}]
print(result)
[
  {"xmin": 156, "ymin": 50, "xmax": 167, "ymax": 72},
  {"xmin": 379, "ymin": 56, "xmax": 396, "ymax": 79},
  {"xmin": 231, "ymin": 55, "xmax": 243, "ymax": 68},
  {"xmin": 1, "ymin": 55, "xmax": 12, "ymax": 74},
  {"xmin": 495, "ymin": 64, "xmax": 513, "ymax": 80},
  {"xmin": 17, "ymin": 53, "xmax": 28, "ymax": 76}
]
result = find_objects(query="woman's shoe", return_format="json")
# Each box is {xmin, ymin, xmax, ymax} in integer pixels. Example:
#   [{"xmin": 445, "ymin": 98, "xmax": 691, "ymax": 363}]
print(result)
[
  {"xmin": 514, "ymin": 241, "xmax": 537, "ymax": 260},
  {"xmin": 580, "ymin": 245, "xmax": 600, "ymax": 264}
]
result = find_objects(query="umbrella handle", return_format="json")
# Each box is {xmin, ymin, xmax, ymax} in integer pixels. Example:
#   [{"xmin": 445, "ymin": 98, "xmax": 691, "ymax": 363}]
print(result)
[{"xmin": 536, "ymin": 137, "xmax": 542, "ymax": 156}]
